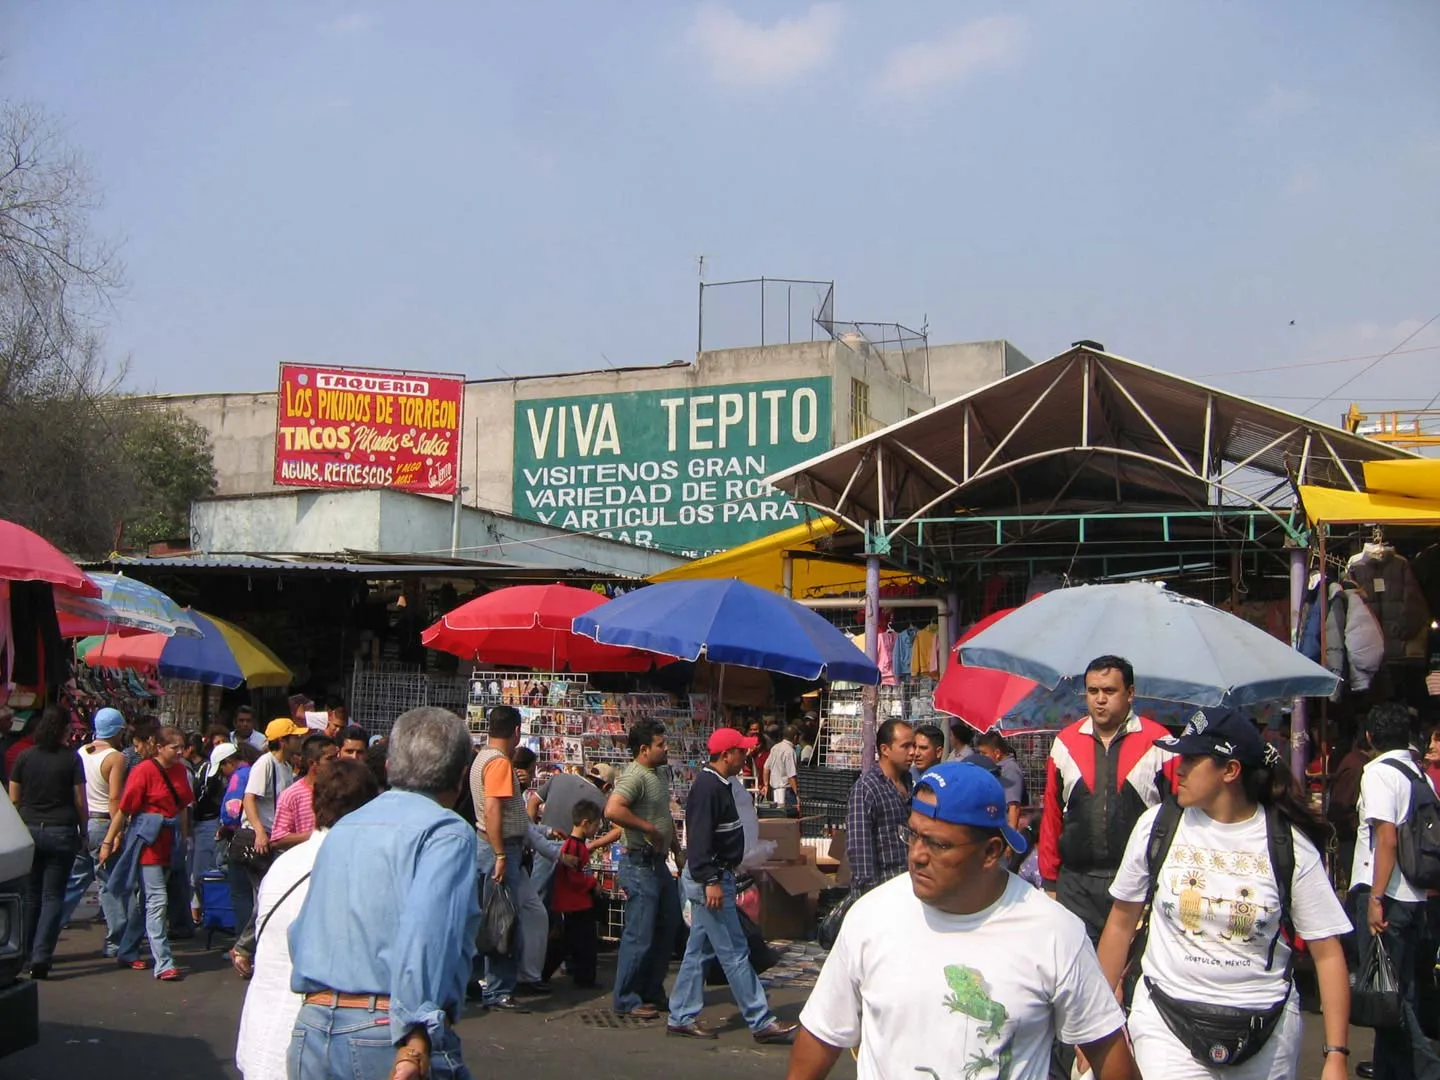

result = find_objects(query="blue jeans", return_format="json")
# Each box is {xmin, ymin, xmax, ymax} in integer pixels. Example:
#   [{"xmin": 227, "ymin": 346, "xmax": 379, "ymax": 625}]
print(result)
[
  {"xmin": 23, "ymin": 823, "xmax": 82, "ymax": 967},
  {"xmin": 1369, "ymin": 896, "xmax": 1440, "ymax": 1080},
  {"xmin": 288, "ymin": 1002, "xmax": 471, "ymax": 1080},
  {"xmin": 613, "ymin": 851, "xmax": 681, "ymax": 1015},
  {"xmin": 119, "ymin": 864, "xmax": 175, "ymax": 973},
  {"xmin": 474, "ymin": 838, "xmax": 525, "ymax": 1002},
  {"xmin": 58, "ymin": 818, "xmax": 130, "ymax": 955},
  {"xmin": 668, "ymin": 869, "xmax": 775, "ymax": 1032}
]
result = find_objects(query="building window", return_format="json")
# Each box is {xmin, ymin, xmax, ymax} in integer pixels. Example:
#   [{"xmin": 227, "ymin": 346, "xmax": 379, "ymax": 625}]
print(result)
[{"xmin": 851, "ymin": 379, "xmax": 871, "ymax": 441}]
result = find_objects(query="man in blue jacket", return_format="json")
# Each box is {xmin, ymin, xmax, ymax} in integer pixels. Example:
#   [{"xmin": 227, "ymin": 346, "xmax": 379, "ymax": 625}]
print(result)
[{"xmin": 665, "ymin": 727, "xmax": 797, "ymax": 1045}]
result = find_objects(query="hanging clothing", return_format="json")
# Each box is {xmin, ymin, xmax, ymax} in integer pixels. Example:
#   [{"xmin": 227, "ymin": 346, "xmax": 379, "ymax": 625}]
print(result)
[
  {"xmin": 912, "ymin": 627, "xmax": 940, "ymax": 679},
  {"xmin": 877, "ymin": 629, "xmax": 898, "ymax": 687},
  {"xmin": 1348, "ymin": 546, "xmax": 1431, "ymax": 661},
  {"xmin": 891, "ymin": 627, "xmax": 916, "ymax": 679}
]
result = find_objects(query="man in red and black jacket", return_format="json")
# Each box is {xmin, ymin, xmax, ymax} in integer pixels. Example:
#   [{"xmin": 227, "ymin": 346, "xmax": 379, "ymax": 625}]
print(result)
[{"xmin": 1039, "ymin": 655, "xmax": 1177, "ymax": 944}]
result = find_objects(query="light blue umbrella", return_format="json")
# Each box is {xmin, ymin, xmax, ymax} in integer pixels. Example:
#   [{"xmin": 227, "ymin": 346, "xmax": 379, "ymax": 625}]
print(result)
[
  {"xmin": 89, "ymin": 572, "xmax": 202, "ymax": 637},
  {"xmin": 572, "ymin": 579, "xmax": 880, "ymax": 684},
  {"xmin": 957, "ymin": 581, "xmax": 1338, "ymax": 708}
]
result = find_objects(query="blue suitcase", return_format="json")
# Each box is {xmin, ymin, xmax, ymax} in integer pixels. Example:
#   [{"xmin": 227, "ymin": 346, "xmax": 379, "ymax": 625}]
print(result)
[{"xmin": 201, "ymin": 870, "xmax": 235, "ymax": 946}]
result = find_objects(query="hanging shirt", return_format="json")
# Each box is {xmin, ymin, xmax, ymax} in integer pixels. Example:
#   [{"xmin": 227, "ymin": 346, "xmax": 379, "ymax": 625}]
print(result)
[
  {"xmin": 891, "ymin": 628, "xmax": 916, "ymax": 681},
  {"xmin": 877, "ymin": 629, "xmax": 898, "ymax": 686}
]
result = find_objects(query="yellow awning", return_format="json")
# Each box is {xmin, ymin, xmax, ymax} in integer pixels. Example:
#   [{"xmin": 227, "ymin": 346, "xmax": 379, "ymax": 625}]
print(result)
[
  {"xmin": 1362, "ymin": 460, "xmax": 1440, "ymax": 502},
  {"xmin": 1298, "ymin": 485, "xmax": 1440, "ymax": 527},
  {"xmin": 647, "ymin": 515, "xmax": 923, "ymax": 595}
]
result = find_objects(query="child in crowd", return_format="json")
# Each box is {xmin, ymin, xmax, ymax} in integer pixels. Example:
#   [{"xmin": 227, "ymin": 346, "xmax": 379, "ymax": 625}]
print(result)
[{"xmin": 543, "ymin": 799, "xmax": 603, "ymax": 989}]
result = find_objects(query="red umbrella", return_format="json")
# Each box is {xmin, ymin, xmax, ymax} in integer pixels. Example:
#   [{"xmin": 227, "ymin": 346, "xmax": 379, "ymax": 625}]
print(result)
[
  {"xmin": 933, "ymin": 608, "xmax": 1035, "ymax": 732},
  {"xmin": 0, "ymin": 519, "xmax": 100, "ymax": 597},
  {"xmin": 422, "ymin": 583, "xmax": 667, "ymax": 673}
]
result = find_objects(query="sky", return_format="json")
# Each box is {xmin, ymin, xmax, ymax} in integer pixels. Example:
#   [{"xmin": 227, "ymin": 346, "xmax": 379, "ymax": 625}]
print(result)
[{"xmin": 4, "ymin": 2, "xmax": 1438, "ymax": 430}]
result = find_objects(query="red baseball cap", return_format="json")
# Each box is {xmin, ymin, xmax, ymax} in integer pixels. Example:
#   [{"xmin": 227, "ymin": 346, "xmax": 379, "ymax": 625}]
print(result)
[{"xmin": 708, "ymin": 727, "xmax": 759, "ymax": 755}]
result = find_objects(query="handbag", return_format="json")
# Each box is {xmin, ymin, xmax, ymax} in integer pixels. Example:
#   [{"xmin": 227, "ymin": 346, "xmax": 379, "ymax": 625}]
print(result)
[
  {"xmin": 1144, "ymin": 978, "xmax": 1288, "ymax": 1067},
  {"xmin": 1350, "ymin": 933, "xmax": 1405, "ymax": 1029},
  {"xmin": 818, "ymin": 891, "xmax": 856, "ymax": 951},
  {"xmin": 230, "ymin": 756, "xmax": 278, "ymax": 875}
]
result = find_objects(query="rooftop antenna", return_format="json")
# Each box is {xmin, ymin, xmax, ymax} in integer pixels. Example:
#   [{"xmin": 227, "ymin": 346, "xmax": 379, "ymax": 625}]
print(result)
[
  {"xmin": 601, "ymin": 352, "xmax": 618, "ymax": 370},
  {"xmin": 697, "ymin": 254, "xmax": 706, "ymax": 281}
]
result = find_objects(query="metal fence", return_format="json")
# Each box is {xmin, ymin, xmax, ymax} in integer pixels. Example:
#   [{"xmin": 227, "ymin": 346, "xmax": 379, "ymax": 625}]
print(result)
[
  {"xmin": 347, "ymin": 664, "xmax": 470, "ymax": 736},
  {"xmin": 697, "ymin": 277, "xmax": 835, "ymax": 353}
]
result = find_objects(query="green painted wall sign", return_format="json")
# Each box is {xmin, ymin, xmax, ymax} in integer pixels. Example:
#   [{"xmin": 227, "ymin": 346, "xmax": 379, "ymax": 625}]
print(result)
[{"xmin": 513, "ymin": 377, "xmax": 833, "ymax": 556}]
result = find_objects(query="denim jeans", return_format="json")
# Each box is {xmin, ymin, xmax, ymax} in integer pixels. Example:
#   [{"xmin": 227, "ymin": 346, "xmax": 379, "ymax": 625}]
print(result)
[
  {"xmin": 190, "ymin": 823, "xmax": 218, "ymax": 901},
  {"xmin": 119, "ymin": 864, "xmax": 175, "ymax": 973},
  {"xmin": 23, "ymin": 823, "xmax": 82, "ymax": 967},
  {"xmin": 474, "ymin": 838, "xmax": 525, "ymax": 1002},
  {"xmin": 58, "ymin": 818, "xmax": 131, "ymax": 955},
  {"xmin": 613, "ymin": 851, "xmax": 680, "ymax": 1014},
  {"xmin": 1368, "ymin": 896, "xmax": 1440, "ymax": 1080},
  {"xmin": 227, "ymin": 854, "xmax": 255, "ymax": 936},
  {"xmin": 288, "ymin": 1003, "xmax": 471, "ymax": 1080},
  {"xmin": 668, "ymin": 869, "xmax": 775, "ymax": 1032}
]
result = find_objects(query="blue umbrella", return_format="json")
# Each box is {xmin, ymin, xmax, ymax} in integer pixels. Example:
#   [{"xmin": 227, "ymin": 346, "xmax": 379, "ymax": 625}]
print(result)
[
  {"xmin": 90, "ymin": 572, "xmax": 202, "ymax": 637},
  {"xmin": 572, "ymin": 579, "xmax": 880, "ymax": 684},
  {"xmin": 958, "ymin": 581, "xmax": 1339, "ymax": 708}
]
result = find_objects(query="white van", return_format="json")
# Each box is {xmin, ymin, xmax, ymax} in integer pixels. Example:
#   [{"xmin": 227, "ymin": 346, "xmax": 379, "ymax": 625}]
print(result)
[{"xmin": 0, "ymin": 794, "xmax": 38, "ymax": 1056}]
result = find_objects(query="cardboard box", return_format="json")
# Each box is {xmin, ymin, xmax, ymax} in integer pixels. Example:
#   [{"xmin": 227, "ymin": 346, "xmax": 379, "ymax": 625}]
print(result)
[
  {"xmin": 758, "ymin": 818, "xmax": 802, "ymax": 863},
  {"xmin": 756, "ymin": 859, "xmax": 830, "ymax": 940},
  {"xmin": 827, "ymin": 827, "xmax": 851, "ymax": 887}
]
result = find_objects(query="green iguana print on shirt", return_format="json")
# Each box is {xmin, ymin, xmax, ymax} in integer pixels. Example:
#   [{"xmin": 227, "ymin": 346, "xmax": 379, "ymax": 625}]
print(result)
[{"xmin": 939, "ymin": 964, "xmax": 1014, "ymax": 1080}]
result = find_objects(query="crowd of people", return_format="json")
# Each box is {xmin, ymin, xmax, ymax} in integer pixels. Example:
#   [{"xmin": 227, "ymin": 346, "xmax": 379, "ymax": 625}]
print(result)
[{"xmin": 5, "ymin": 656, "xmax": 1440, "ymax": 1080}]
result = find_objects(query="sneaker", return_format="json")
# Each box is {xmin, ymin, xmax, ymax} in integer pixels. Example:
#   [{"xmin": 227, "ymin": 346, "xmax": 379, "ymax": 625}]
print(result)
[
  {"xmin": 156, "ymin": 968, "xmax": 185, "ymax": 982},
  {"xmin": 118, "ymin": 959, "xmax": 150, "ymax": 970},
  {"xmin": 26, "ymin": 963, "xmax": 49, "ymax": 980}
]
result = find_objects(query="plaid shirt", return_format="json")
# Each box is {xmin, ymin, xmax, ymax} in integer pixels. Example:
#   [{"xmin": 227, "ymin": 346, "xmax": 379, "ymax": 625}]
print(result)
[{"xmin": 846, "ymin": 765, "xmax": 912, "ymax": 894}]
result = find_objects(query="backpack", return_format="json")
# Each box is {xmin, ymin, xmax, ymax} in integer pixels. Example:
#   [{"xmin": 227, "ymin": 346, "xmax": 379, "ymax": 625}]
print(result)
[
  {"xmin": 1378, "ymin": 759, "xmax": 1440, "ymax": 890},
  {"xmin": 1143, "ymin": 798, "xmax": 1296, "ymax": 973}
]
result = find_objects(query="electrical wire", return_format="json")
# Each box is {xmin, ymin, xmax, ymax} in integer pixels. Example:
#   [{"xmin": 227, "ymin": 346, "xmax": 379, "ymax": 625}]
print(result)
[
  {"xmin": 1299, "ymin": 312, "xmax": 1440, "ymax": 416},
  {"xmin": 1196, "ymin": 343, "xmax": 1439, "ymax": 379}
]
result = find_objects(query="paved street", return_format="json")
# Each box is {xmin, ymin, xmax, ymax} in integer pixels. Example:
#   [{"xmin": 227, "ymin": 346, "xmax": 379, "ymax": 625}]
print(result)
[{"xmin": 0, "ymin": 920, "xmax": 1390, "ymax": 1079}]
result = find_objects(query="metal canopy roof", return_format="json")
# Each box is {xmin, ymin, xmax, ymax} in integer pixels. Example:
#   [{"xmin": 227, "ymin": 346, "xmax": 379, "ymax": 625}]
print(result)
[{"xmin": 766, "ymin": 346, "xmax": 1414, "ymax": 575}]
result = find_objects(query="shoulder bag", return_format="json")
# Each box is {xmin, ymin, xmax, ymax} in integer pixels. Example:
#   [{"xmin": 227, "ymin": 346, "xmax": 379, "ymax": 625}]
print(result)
[{"xmin": 231, "ymin": 757, "xmax": 278, "ymax": 876}]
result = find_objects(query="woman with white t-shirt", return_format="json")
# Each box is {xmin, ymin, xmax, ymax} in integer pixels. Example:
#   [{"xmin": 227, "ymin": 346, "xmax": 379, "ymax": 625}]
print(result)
[
  {"xmin": 236, "ymin": 758, "xmax": 379, "ymax": 1080},
  {"xmin": 1096, "ymin": 707, "xmax": 1352, "ymax": 1080}
]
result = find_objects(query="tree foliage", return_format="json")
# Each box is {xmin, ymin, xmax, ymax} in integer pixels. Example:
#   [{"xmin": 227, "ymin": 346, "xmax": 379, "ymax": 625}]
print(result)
[{"xmin": 0, "ymin": 100, "xmax": 214, "ymax": 555}]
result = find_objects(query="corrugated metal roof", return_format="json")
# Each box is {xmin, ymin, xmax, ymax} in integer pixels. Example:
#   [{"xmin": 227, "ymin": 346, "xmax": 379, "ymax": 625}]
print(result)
[{"xmin": 87, "ymin": 553, "xmax": 645, "ymax": 580}]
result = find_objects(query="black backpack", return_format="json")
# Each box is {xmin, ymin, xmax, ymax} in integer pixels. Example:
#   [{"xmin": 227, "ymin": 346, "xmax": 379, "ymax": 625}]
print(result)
[
  {"xmin": 1379, "ymin": 759, "xmax": 1440, "ymax": 890},
  {"xmin": 1143, "ymin": 798, "xmax": 1296, "ymax": 973}
]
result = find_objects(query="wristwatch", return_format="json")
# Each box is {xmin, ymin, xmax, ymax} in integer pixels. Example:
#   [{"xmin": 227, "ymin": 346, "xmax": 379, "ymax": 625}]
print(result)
[{"xmin": 1322, "ymin": 1045, "xmax": 1350, "ymax": 1057}]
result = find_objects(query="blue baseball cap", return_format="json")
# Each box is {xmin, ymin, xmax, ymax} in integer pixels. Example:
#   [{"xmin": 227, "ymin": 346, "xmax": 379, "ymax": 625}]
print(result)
[
  {"xmin": 912, "ymin": 760, "xmax": 1028, "ymax": 854},
  {"xmin": 93, "ymin": 707, "xmax": 125, "ymax": 740}
]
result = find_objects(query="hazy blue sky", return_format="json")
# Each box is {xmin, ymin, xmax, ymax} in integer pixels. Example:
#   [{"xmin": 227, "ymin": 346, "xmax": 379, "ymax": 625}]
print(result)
[{"xmin": 5, "ymin": 2, "xmax": 1437, "ymax": 425}]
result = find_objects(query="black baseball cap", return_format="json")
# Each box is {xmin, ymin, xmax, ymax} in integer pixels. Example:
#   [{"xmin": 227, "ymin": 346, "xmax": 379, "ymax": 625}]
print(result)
[{"xmin": 1158, "ymin": 707, "xmax": 1271, "ymax": 769}]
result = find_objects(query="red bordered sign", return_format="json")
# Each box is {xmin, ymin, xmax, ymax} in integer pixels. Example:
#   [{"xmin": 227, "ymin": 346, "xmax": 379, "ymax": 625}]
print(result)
[{"xmin": 273, "ymin": 364, "xmax": 464, "ymax": 495}]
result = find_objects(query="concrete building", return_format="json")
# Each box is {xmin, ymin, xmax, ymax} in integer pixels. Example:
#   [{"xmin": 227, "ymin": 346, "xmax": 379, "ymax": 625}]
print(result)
[{"xmin": 150, "ymin": 337, "xmax": 1030, "ymax": 558}]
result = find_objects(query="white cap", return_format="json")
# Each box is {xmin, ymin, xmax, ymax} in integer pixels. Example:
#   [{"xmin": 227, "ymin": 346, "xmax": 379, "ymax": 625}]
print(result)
[{"xmin": 209, "ymin": 742, "xmax": 238, "ymax": 771}]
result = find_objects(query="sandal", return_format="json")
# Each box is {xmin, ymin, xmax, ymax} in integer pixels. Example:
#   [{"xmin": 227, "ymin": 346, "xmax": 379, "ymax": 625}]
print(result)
[{"xmin": 230, "ymin": 949, "xmax": 253, "ymax": 980}]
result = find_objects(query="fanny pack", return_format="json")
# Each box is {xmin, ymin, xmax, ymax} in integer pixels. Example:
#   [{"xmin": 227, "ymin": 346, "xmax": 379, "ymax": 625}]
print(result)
[{"xmin": 1145, "ymin": 978, "xmax": 1288, "ymax": 1068}]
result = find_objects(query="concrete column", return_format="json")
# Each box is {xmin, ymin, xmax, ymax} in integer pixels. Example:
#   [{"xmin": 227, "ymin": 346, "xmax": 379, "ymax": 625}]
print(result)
[
  {"xmin": 862, "ymin": 553, "xmax": 880, "ymax": 767},
  {"xmin": 1289, "ymin": 546, "xmax": 1308, "ymax": 781}
]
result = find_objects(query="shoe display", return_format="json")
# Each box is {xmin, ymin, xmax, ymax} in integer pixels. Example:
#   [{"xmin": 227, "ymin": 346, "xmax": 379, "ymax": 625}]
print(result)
[
  {"xmin": 666, "ymin": 1022, "xmax": 718, "ymax": 1040},
  {"xmin": 753, "ymin": 1020, "xmax": 799, "ymax": 1045}
]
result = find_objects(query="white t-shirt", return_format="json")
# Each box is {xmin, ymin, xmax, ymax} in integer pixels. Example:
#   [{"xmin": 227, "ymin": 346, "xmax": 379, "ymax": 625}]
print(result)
[
  {"xmin": 1111, "ymin": 804, "xmax": 1350, "ymax": 1009},
  {"xmin": 236, "ymin": 830, "xmax": 325, "ymax": 1080},
  {"xmin": 233, "ymin": 729, "xmax": 268, "ymax": 753},
  {"xmin": 800, "ymin": 873, "xmax": 1125, "ymax": 1080},
  {"xmin": 1350, "ymin": 750, "xmax": 1434, "ymax": 902},
  {"xmin": 243, "ymin": 753, "xmax": 295, "ymax": 831},
  {"xmin": 765, "ymin": 739, "xmax": 797, "ymax": 799}
]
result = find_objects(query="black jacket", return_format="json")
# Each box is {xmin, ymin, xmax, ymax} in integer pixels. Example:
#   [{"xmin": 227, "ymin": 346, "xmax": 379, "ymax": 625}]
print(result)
[{"xmin": 685, "ymin": 767, "xmax": 745, "ymax": 884}]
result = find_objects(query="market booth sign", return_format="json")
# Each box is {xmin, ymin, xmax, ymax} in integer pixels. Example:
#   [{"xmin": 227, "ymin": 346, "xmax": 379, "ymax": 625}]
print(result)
[
  {"xmin": 274, "ymin": 364, "xmax": 464, "ymax": 495},
  {"xmin": 513, "ymin": 377, "xmax": 832, "ymax": 555}
]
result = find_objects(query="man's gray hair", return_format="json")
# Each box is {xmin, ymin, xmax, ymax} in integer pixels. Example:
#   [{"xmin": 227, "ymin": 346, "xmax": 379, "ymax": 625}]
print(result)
[{"xmin": 386, "ymin": 707, "xmax": 473, "ymax": 794}]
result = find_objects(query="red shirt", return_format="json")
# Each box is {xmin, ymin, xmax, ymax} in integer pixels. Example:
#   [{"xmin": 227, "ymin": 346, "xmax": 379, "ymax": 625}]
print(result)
[
  {"xmin": 271, "ymin": 779, "xmax": 315, "ymax": 842},
  {"xmin": 550, "ymin": 835, "xmax": 597, "ymax": 913},
  {"xmin": 119, "ymin": 759, "xmax": 195, "ymax": 866}
]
